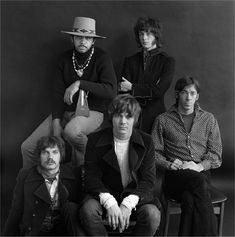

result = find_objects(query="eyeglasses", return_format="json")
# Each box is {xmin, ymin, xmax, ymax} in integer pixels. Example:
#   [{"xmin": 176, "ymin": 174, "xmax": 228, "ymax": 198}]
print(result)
[{"xmin": 179, "ymin": 90, "xmax": 197, "ymax": 96}]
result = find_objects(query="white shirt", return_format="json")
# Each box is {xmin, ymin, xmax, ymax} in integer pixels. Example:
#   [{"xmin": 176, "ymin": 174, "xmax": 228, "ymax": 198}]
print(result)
[
  {"xmin": 99, "ymin": 137, "xmax": 139, "ymax": 211},
  {"xmin": 44, "ymin": 173, "xmax": 59, "ymax": 207}
]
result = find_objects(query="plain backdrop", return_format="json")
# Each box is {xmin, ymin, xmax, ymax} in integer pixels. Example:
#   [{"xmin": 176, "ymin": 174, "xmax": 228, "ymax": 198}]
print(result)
[{"xmin": 1, "ymin": 1, "xmax": 234, "ymax": 230}]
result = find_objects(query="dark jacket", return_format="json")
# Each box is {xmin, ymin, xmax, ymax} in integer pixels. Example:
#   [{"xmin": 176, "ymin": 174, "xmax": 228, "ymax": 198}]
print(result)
[
  {"xmin": 84, "ymin": 127, "xmax": 158, "ymax": 206},
  {"xmin": 52, "ymin": 47, "xmax": 117, "ymax": 120},
  {"xmin": 122, "ymin": 49, "xmax": 175, "ymax": 133},
  {"xmin": 3, "ymin": 165, "xmax": 83, "ymax": 236}
]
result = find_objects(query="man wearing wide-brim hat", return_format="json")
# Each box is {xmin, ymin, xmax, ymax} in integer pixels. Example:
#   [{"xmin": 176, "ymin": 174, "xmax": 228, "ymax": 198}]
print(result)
[{"xmin": 21, "ymin": 17, "xmax": 117, "ymax": 168}]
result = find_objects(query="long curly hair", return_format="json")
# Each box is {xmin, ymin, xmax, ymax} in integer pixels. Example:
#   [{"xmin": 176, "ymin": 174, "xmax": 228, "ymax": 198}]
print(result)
[{"xmin": 134, "ymin": 16, "xmax": 163, "ymax": 49}]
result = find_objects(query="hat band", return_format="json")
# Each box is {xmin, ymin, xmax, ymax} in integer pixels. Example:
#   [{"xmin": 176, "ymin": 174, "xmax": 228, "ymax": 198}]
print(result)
[{"xmin": 72, "ymin": 28, "xmax": 96, "ymax": 34}]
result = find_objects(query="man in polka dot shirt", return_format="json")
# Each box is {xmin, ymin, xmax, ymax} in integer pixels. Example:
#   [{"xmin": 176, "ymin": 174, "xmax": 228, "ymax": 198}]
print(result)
[{"xmin": 152, "ymin": 76, "xmax": 222, "ymax": 236}]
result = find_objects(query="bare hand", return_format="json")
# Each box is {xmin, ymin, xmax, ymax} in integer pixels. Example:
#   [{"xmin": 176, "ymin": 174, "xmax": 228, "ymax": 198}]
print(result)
[
  {"xmin": 119, "ymin": 204, "xmax": 131, "ymax": 233},
  {"xmin": 181, "ymin": 161, "xmax": 204, "ymax": 172},
  {"xmin": 106, "ymin": 204, "xmax": 123, "ymax": 230},
  {"xmin": 170, "ymin": 159, "xmax": 183, "ymax": 170},
  {"xmin": 119, "ymin": 77, "xmax": 132, "ymax": 92},
  {"xmin": 64, "ymin": 80, "xmax": 80, "ymax": 105}
]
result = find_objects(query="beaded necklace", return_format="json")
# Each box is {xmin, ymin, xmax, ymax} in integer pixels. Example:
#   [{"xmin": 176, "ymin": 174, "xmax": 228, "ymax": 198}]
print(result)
[{"xmin": 72, "ymin": 47, "xmax": 94, "ymax": 77}]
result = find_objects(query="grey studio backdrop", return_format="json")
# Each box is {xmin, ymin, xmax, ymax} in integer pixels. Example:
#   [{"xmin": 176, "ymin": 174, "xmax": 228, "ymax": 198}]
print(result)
[{"xmin": 1, "ymin": 0, "xmax": 234, "ymax": 234}]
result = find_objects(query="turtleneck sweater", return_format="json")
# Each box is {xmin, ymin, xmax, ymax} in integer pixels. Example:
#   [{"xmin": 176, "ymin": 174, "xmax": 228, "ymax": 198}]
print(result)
[
  {"xmin": 74, "ymin": 46, "xmax": 93, "ymax": 65},
  {"xmin": 99, "ymin": 137, "xmax": 139, "ymax": 211}
]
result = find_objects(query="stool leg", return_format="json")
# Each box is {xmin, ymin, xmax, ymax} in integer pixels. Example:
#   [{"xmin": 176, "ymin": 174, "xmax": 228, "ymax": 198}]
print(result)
[
  {"xmin": 218, "ymin": 202, "xmax": 225, "ymax": 237},
  {"xmin": 164, "ymin": 202, "xmax": 170, "ymax": 237}
]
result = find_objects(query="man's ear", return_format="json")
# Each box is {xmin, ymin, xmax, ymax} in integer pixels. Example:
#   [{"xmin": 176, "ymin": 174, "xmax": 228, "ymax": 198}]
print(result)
[
  {"xmin": 196, "ymin": 93, "xmax": 199, "ymax": 101},
  {"xmin": 93, "ymin": 38, "xmax": 96, "ymax": 44}
]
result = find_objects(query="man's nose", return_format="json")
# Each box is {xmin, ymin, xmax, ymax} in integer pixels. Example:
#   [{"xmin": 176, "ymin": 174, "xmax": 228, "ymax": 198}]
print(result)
[
  {"xmin": 120, "ymin": 117, "xmax": 127, "ymax": 123},
  {"xmin": 142, "ymin": 33, "xmax": 147, "ymax": 40},
  {"xmin": 47, "ymin": 152, "xmax": 53, "ymax": 159},
  {"xmin": 186, "ymin": 93, "xmax": 191, "ymax": 99}
]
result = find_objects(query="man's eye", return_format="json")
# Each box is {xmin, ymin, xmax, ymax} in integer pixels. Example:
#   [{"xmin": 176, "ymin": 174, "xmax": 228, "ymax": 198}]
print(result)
[{"xmin": 41, "ymin": 151, "xmax": 47, "ymax": 155}]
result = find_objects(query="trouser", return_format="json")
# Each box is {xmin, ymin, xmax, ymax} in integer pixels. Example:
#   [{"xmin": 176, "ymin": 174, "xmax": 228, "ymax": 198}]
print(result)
[
  {"xmin": 79, "ymin": 198, "xmax": 161, "ymax": 236},
  {"xmin": 164, "ymin": 169, "xmax": 217, "ymax": 236},
  {"xmin": 38, "ymin": 202, "xmax": 86, "ymax": 236},
  {"xmin": 21, "ymin": 111, "xmax": 103, "ymax": 168}
]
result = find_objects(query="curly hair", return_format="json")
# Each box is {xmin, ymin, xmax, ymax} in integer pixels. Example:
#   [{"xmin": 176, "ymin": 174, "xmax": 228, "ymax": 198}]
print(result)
[
  {"xmin": 134, "ymin": 16, "xmax": 162, "ymax": 48},
  {"xmin": 35, "ymin": 136, "xmax": 66, "ymax": 162}
]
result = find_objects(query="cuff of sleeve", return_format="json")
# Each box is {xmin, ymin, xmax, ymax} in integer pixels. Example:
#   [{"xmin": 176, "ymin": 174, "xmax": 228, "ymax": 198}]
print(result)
[
  {"xmin": 121, "ymin": 195, "xmax": 139, "ymax": 211},
  {"xmin": 200, "ymin": 160, "xmax": 211, "ymax": 171},
  {"xmin": 99, "ymin": 193, "xmax": 118, "ymax": 209}
]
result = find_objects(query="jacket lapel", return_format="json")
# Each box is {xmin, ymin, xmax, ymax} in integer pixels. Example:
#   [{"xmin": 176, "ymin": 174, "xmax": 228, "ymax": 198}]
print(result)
[
  {"xmin": 102, "ymin": 148, "xmax": 120, "ymax": 172},
  {"xmin": 27, "ymin": 165, "xmax": 74, "ymax": 205},
  {"xmin": 129, "ymin": 129, "xmax": 146, "ymax": 172},
  {"xmin": 58, "ymin": 165, "xmax": 75, "ymax": 204},
  {"xmin": 33, "ymin": 183, "xmax": 51, "ymax": 204},
  {"xmin": 96, "ymin": 128, "xmax": 146, "ymax": 173},
  {"xmin": 96, "ymin": 128, "xmax": 120, "ymax": 173},
  {"xmin": 58, "ymin": 181, "xmax": 69, "ymax": 204}
]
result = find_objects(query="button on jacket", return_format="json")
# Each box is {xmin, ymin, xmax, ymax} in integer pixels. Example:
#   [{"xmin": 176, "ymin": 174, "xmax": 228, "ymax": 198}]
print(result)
[
  {"xmin": 122, "ymin": 49, "xmax": 175, "ymax": 133},
  {"xmin": 3, "ymin": 165, "xmax": 83, "ymax": 236}
]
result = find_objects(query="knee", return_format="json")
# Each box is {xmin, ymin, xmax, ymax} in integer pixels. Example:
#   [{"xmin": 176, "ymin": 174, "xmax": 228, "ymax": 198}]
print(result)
[
  {"xmin": 193, "ymin": 173, "xmax": 208, "ymax": 191},
  {"xmin": 138, "ymin": 205, "xmax": 161, "ymax": 229},
  {"xmin": 79, "ymin": 199, "xmax": 103, "ymax": 222},
  {"xmin": 64, "ymin": 124, "xmax": 87, "ymax": 144},
  {"xmin": 21, "ymin": 140, "xmax": 38, "ymax": 168},
  {"xmin": 21, "ymin": 139, "xmax": 31, "ymax": 155},
  {"xmin": 148, "ymin": 207, "xmax": 161, "ymax": 229}
]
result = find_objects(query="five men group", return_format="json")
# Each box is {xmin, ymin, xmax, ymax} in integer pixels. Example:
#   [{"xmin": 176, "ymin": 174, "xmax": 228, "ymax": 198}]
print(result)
[{"xmin": 3, "ymin": 15, "xmax": 222, "ymax": 236}]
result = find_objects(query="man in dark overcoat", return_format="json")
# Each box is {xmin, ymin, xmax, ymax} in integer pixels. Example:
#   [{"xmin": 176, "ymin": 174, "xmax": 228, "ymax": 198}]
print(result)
[
  {"xmin": 3, "ymin": 136, "xmax": 85, "ymax": 236},
  {"xmin": 79, "ymin": 94, "xmax": 161, "ymax": 236}
]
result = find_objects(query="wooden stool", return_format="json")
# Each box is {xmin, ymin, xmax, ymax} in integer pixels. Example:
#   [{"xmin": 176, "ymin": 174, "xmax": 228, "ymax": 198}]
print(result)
[{"xmin": 163, "ymin": 186, "xmax": 227, "ymax": 236}]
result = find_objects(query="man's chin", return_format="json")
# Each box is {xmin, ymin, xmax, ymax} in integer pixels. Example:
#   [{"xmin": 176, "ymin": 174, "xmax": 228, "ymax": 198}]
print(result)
[
  {"xmin": 44, "ymin": 164, "xmax": 56, "ymax": 170},
  {"xmin": 77, "ymin": 48, "xmax": 88, "ymax": 53}
]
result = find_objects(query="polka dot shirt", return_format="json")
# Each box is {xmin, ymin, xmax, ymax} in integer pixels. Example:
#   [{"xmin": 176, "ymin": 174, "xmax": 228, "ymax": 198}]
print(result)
[{"xmin": 151, "ymin": 104, "xmax": 222, "ymax": 171}]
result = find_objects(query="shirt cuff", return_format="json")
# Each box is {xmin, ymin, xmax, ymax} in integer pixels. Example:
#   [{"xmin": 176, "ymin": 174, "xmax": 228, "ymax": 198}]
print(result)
[
  {"xmin": 200, "ymin": 160, "xmax": 211, "ymax": 171},
  {"xmin": 121, "ymin": 194, "xmax": 139, "ymax": 211},
  {"xmin": 99, "ymin": 193, "xmax": 118, "ymax": 209}
]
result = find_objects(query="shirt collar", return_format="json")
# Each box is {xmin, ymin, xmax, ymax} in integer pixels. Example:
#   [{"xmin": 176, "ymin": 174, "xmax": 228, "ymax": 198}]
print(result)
[
  {"xmin": 96, "ymin": 127, "xmax": 145, "ymax": 148},
  {"xmin": 37, "ymin": 165, "xmax": 60, "ymax": 181},
  {"xmin": 143, "ymin": 47, "xmax": 161, "ymax": 57},
  {"xmin": 169, "ymin": 102, "xmax": 204, "ymax": 118}
]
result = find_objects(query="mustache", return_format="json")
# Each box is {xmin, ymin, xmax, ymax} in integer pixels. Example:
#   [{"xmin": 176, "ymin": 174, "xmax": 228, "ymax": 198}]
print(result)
[{"xmin": 46, "ymin": 158, "xmax": 56, "ymax": 164}]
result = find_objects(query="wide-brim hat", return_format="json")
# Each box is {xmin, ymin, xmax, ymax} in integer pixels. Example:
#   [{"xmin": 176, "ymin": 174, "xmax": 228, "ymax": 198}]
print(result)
[{"xmin": 61, "ymin": 17, "xmax": 106, "ymax": 39}]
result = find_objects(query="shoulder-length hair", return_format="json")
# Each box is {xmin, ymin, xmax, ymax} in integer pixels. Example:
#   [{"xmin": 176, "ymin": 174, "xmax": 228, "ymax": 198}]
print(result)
[
  {"xmin": 108, "ymin": 94, "xmax": 141, "ymax": 125},
  {"xmin": 134, "ymin": 16, "xmax": 162, "ymax": 49}
]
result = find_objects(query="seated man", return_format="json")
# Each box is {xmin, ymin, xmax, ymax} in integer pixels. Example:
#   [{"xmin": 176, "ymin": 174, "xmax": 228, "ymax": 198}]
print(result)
[
  {"xmin": 152, "ymin": 76, "xmax": 222, "ymax": 236},
  {"xmin": 3, "ymin": 136, "xmax": 85, "ymax": 236},
  {"xmin": 21, "ymin": 16, "xmax": 117, "ymax": 168},
  {"xmin": 79, "ymin": 94, "xmax": 161, "ymax": 236}
]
